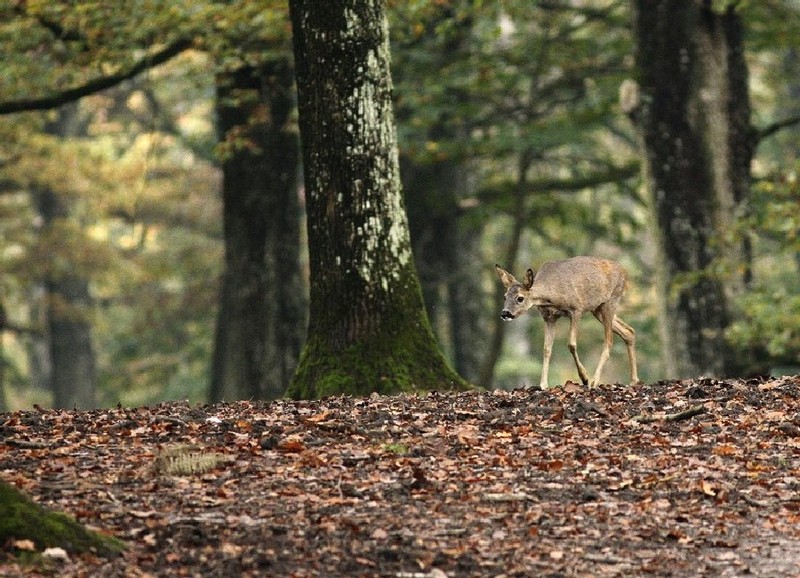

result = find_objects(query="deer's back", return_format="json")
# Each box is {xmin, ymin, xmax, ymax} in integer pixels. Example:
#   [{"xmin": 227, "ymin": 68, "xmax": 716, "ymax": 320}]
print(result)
[{"xmin": 532, "ymin": 256, "xmax": 626, "ymax": 312}]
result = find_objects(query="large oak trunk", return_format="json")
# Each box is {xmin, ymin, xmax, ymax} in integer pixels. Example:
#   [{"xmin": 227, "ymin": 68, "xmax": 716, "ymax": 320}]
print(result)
[{"xmin": 287, "ymin": 0, "xmax": 467, "ymax": 397}]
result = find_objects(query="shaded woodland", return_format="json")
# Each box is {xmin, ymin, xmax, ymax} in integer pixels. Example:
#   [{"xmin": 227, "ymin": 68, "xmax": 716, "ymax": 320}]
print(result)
[{"xmin": 0, "ymin": 0, "xmax": 798, "ymax": 411}]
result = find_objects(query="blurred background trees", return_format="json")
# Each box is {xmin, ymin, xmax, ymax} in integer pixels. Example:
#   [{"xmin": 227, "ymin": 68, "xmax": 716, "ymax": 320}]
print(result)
[{"xmin": 0, "ymin": 0, "xmax": 798, "ymax": 409}]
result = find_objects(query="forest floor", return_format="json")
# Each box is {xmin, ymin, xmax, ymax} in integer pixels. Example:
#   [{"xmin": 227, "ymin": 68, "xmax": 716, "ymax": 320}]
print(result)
[{"xmin": 2, "ymin": 376, "xmax": 800, "ymax": 577}]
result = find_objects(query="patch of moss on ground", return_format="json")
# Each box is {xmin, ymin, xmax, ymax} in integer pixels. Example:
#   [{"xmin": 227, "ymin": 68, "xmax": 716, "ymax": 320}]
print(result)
[{"xmin": 0, "ymin": 480, "xmax": 125, "ymax": 558}]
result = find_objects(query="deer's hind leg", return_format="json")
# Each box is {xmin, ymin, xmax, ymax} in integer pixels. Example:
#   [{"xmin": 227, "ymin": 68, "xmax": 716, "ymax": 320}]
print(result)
[
  {"xmin": 567, "ymin": 311, "xmax": 590, "ymax": 386},
  {"xmin": 590, "ymin": 304, "xmax": 615, "ymax": 387},
  {"xmin": 611, "ymin": 316, "xmax": 638, "ymax": 384}
]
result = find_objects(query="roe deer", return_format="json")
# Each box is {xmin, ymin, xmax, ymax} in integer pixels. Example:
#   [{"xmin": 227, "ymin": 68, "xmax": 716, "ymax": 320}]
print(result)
[{"xmin": 495, "ymin": 257, "xmax": 639, "ymax": 388}]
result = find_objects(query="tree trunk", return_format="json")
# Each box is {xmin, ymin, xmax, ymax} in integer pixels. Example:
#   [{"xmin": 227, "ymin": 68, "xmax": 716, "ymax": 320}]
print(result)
[
  {"xmin": 0, "ymin": 302, "xmax": 6, "ymax": 412},
  {"xmin": 209, "ymin": 60, "xmax": 306, "ymax": 402},
  {"xmin": 630, "ymin": 0, "xmax": 754, "ymax": 378},
  {"xmin": 477, "ymin": 153, "xmax": 532, "ymax": 388},
  {"xmin": 403, "ymin": 158, "xmax": 485, "ymax": 383},
  {"xmin": 36, "ymin": 188, "xmax": 97, "ymax": 410},
  {"xmin": 47, "ymin": 279, "xmax": 96, "ymax": 410},
  {"xmin": 34, "ymin": 105, "xmax": 97, "ymax": 409},
  {"xmin": 287, "ymin": 0, "xmax": 468, "ymax": 398}
]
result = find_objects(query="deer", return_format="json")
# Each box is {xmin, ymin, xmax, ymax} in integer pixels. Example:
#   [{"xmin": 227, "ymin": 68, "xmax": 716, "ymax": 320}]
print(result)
[{"xmin": 495, "ymin": 256, "xmax": 639, "ymax": 389}]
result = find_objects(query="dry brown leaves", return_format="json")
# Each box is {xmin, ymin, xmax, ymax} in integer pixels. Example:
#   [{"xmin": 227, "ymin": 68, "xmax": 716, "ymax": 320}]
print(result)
[{"xmin": 2, "ymin": 375, "xmax": 800, "ymax": 577}]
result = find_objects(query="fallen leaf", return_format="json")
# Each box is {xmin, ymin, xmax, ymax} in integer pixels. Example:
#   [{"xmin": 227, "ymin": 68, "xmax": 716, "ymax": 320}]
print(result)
[
  {"xmin": 277, "ymin": 438, "xmax": 306, "ymax": 453},
  {"xmin": 700, "ymin": 480, "xmax": 717, "ymax": 497},
  {"xmin": 42, "ymin": 547, "xmax": 69, "ymax": 562},
  {"xmin": 12, "ymin": 539, "xmax": 36, "ymax": 552}
]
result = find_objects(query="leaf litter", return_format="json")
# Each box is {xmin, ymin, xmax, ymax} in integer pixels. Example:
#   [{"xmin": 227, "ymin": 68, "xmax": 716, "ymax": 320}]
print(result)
[{"xmin": 2, "ymin": 375, "xmax": 800, "ymax": 577}]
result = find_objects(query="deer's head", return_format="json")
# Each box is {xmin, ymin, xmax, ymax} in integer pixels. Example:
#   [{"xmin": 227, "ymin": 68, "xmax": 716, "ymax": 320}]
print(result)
[{"xmin": 495, "ymin": 265, "xmax": 535, "ymax": 320}]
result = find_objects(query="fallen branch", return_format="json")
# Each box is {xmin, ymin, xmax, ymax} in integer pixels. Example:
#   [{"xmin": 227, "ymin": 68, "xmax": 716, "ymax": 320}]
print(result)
[
  {"xmin": 633, "ymin": 404, "xmax": 706, "ymax": 424},
  {"xmin": 576, "ymin": 399, "xmax": 610, "ymax": 418},
  {"xmin": 5, "ymin": 438, "xmax": 50, "ymax": 449}
]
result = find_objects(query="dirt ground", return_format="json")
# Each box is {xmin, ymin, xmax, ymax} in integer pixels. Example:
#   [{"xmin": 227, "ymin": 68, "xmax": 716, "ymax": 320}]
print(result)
[{"xmin": 2, "ymin": 375, "xmax": 800, "ymax": 577}]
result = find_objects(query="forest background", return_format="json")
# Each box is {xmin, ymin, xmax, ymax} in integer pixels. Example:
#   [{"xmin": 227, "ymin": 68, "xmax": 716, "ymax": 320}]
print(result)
[{"xmin": 0, "ymin": 0, "xmax": 798, "ymax": 411}]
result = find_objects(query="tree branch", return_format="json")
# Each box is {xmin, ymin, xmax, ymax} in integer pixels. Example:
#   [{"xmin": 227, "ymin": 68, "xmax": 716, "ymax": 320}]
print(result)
[
  {"xmin": 476, "ymin": 160, "xmax": 640, "ymax": 203},
  {"xmin": 0, "ymin": 38, "xmax": 194, "ymax": 116},
  {"xmin": 756, "ymin": 114, "xmax": 800, "ymax": 143},
  {"xmin": 633, "ymin": 404, "xmax": 706, "ymax": 424}
]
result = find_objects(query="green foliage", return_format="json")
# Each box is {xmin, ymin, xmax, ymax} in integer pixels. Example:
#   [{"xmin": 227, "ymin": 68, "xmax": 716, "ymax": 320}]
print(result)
[
  {"xmin": 392, "ymin": 0, "xmax": 643, "ymax": 246},
  {"xmin": 383, "ymin": 442, "xmax": 411, "ymax": 455},
  {"xmin": 1, "ymin": 0, "xmax": 798, "ymax": 406},
  {"xmin": 727, "ymin": 163, "xmax": 800, "ymax": 367},
  {"xmin": 1, "ymin": 51, "xmax": 222, "ymax": 408},
  {"xmin": 728, "ymin": 290, "xmax": 800, "ymax": 362}
]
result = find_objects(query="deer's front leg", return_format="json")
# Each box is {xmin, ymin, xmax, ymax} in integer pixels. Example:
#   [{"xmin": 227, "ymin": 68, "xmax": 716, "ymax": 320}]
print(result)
[{"xmin": 539, "ymin": 317, "xmax": 556, "ymax": 389}]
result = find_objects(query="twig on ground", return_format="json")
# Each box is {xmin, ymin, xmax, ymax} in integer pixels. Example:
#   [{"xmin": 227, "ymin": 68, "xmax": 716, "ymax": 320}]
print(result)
[
  {"xmin": 576, "ymin": 399, "xmax": 610, "ymax": 417},
  {"xmin": 633, "ymin": 404, "xmax": 706, "ymax": 424}
]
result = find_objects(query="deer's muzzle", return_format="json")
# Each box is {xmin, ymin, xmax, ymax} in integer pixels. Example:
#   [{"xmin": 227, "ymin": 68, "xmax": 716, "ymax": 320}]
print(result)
[{"xmin": 500, "ymin": 311, "xmax": 515, "ymax": 320}]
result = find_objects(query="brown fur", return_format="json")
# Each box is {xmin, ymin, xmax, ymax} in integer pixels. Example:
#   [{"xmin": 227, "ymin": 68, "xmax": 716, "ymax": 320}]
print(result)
[{"xmin": 495, "ymin": 257, "xmax": 639, "ymax": 388}]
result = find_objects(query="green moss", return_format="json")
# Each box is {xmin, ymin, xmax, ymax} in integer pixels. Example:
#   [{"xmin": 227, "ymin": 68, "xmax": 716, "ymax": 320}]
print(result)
[
  {"xmin": 383, "ymin": 442, "xmax": 410, "ymax": 455},
  {"xmin": 0, "ymin": 481, "xmax": 125, "ymax": 558},
  {"xmin": 287, "ymin": 315, "xmax": 471, "ymax": 399}
]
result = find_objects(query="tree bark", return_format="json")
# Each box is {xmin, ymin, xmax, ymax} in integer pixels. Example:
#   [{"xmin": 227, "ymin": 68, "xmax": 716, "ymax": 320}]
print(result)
[
  {"xmin": 403, "ymin": 158, "xmax": 485, "ymax": 383},
  {"xmin": 630, "ymin": 0, "xmax": 754, "ymax": 378},
  {"xmin": 0, "ymin": 303, "xmax": 6, "ymax": 412},
  {"xmin": 34, "ymin": 105, "xmax": 97, "ymax": 409},
  {"xmin": 209, "ymin": 60, "xmax": 305, "ymax": 401},
  {"xmin": 287, "ymin": 0, "xmax": 468, "ymax": 398}
]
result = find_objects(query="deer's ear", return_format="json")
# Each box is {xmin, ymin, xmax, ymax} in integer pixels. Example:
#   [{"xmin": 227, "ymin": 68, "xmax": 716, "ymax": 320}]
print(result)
[
  {"xmin": 524, "ymin": 268, "xmax": 535, "ymax": 289},
  {"xmin": 495, "ymin": 265, "xmax": 516, "ymax": 288}
]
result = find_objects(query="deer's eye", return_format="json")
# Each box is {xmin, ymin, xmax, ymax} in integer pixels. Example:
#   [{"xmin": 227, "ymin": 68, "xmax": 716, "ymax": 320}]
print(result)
[{"xmin": 516, "ymin": 296, "xmax": 525, "ymax": 303}]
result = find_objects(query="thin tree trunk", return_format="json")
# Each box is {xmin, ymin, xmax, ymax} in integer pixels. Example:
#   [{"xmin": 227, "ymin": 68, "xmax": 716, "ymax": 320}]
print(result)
[
  {"xmin": 32, "ymin": 104, "xmax": 97, "ymax": 409},
  {"xmin": 477, "ymin": 152, "xmax": 532, "ymax": 388},
  {"xmin": 447, "ymin": 220, "xmax": 484, "ymax": 382},
  {"xmin": 46, "ymin": 277, "xmax": 96, "ymax": 409},
  {"xmin": 287, "ymin": 0, "xmax": 468, "ymax": 398},
  {"xmin": 209, "ymin": 60, "xmax": 305, "ymax": 401},
  {"xmin": 0, "ymin": 303, "xmax": 6, "ymax": 412},
  {"xmin": 36, "ymin": 187, "xmax": 97, "ymax": 410},
  {"xmin": 403, "ymin": 158, "xmax": 485, "ymax": 382}
]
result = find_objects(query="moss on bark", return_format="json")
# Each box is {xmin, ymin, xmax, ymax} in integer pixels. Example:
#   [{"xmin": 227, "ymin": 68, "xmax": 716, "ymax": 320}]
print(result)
[
  {"xmin": 287, "ymin": 0, "xmax": 471, "ymax": 398},
  {"xmin": 288, "ymin": 309, "xmax": 469, "ymax": 399},
  {"xmin": 0, "ymin": 480, "xmax": 125, "ymax": 558}
]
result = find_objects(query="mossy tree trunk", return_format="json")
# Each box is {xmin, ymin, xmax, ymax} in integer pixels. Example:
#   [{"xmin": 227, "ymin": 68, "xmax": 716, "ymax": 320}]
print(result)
[
  {"xmin": 631, "ymin": 0, "xmax": 755, "ymax": 378},
  {"xmin": 286, "ymin": 0, "xmax": 468, "ymax": 398},
  {"xmin": 209, "ymin": 60, "xmax": 306, "ymax": 402}
]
